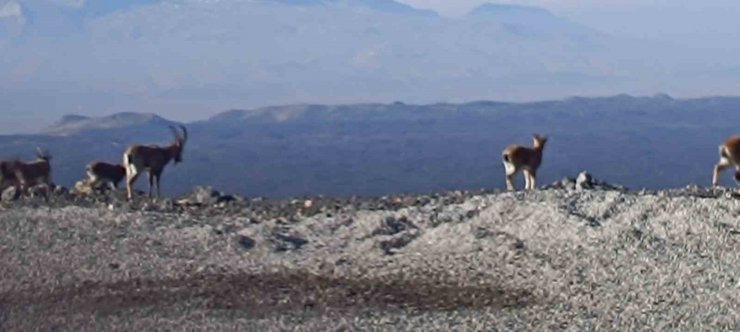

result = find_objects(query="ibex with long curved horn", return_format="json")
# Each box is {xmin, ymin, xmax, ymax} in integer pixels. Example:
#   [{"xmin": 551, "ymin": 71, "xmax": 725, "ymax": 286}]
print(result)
[{"xmin": 123, "ymin": 125, "xmax": 188, "ymax": 200}]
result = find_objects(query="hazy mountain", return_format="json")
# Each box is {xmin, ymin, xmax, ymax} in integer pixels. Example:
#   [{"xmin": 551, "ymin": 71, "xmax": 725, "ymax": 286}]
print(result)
[
  {"xmin": 0, "ymin": 95, "xmax": 738, "ymax": 198},
  {"xmin": 0, "ymin": 0, "xmax": 724, "ymax": 134},
  {"xmin": 265, "ymin": 0, "xmax": 438, "ymax": 16},
  {"xmin": 44, "ymin": 113, "xmax": 175, "ymax": 136}
]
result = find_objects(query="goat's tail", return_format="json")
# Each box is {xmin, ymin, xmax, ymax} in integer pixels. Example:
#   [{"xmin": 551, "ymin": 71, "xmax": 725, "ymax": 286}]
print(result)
[{"xmin": 123, "ymin": 153, "xmax": 134, "ymax": 176}]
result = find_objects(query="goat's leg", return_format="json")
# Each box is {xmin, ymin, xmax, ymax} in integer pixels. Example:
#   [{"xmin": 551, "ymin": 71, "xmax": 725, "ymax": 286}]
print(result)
[
  {"xmin": 506, "ymin": 172, "xmax": 516, "ymax": 191},
  {"xmin": 147, "ymin": 173, "xmax": 155, "ymax": 198},
  {"xmin": 713, "ymin": 158, "xmax": 732, "ymax": 187},
  {"xmin": 528, "ymin": 170, "xmax": 537, "ymax": 190},
  {"xmin": 155, "ymin": 174, "xmax": 162, "ymax": 198},
  {"xmin": 126, "ymin": 171, "xmax": 140, "ymax": 201},
  {"xmin": 523, "ymin": 169, "xmax": 532, "ymax": 190}
]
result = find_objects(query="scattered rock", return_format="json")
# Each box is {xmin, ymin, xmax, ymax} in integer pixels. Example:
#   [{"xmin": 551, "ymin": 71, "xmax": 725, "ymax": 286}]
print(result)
[
  {"xmin": 378, "ymin": 231, "xmax": 419, "ymax": 255},
  {"xmin": 181, "ymin": 186, "xmax": 237, "ymax": 206},
  {"xmin": 270, "ymin": 227, "xmax": 308, "ymax": 252},
  {"xmin": 158, "ymin": 198, "xmax": 176, "ymax": 211},
  {"xmin": 372, "ymin": 216, "xmax": 416, "ymax": 236},
  {"xmin": 544, "ymin": 171, "xmax": 625, "ymax": 192},
  {"xmin": 53, "ymin": 185, "xmax": 69, "ymax": 196},
  {"xmin": 1, "ymin": 186, "xmax": 19, "ymax": 202},
  {"xmin": 237, "ymin": 235, "xmax": 256, "ymax": 250},
  {"xmin": 576, "ymin": 171, "xmax": 593, "ymax": 191},
  {"xmin": 72, "ymin": 180, "xmax": 97, "ymax": 196},
  {"xmin": 194, "ymin": 186, "xmax": 222, "ymax": 205}
]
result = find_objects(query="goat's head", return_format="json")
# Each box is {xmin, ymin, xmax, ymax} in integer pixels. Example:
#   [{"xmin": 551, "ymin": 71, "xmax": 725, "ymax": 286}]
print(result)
[
  {"xmin": 532, "ymin": 134, "xmax": 548, "ymax": 149},
  {"xmin": 169, "ymin": 125, "xmax": 188, "ymax": 164}
]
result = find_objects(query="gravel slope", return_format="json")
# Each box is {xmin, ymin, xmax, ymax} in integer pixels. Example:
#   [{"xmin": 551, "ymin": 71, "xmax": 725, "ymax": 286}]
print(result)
[{"xmin": 1, "ymin": 188, "xmax": 740, "ymax": 330}]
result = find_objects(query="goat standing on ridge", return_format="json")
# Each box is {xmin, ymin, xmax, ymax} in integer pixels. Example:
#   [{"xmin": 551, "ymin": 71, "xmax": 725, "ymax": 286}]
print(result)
[
  {"xmin": 124, "ymin": 125, "xmax": 188, "ymax": 200},
  {"xmin": 502, "ymin": 134, "xmax": 548, "ymax": 191}
]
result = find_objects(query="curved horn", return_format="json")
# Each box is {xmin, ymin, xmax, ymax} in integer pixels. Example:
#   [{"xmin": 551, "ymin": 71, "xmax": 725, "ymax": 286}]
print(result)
[
  {"xmin": 179, "ymin": 125, "xmax": 188, "ymax": 143},
  {"xmin": 169, "ymin": 125, "xmax": 182, "ymax": 142},
  {"xmin": 36, "ymin": 147, "xmax": 51, "ymax": 160}
]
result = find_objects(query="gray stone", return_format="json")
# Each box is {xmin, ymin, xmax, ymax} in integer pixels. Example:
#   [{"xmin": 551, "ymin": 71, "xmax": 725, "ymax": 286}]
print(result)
[
  {"xmin": 270, "ymin": 227, "xmax": 308, "ymax": 252},
  {"xmin": 194, "ymin": 186, "xmax": 222, "ymax": 205},
  {"xmin": 576, "ymin": 171, "xmax": 593, "ymax": 190},
  {"xmin": 1, "ymin": 186, "xmax": 19, "ymax": 202},
  {"xmin": 372, "ymin": 216, "xmax": 416, "ymax": 236},
  {"xmin": 237, "ymin": 235, "xmax": 256, "ymax": 250}
]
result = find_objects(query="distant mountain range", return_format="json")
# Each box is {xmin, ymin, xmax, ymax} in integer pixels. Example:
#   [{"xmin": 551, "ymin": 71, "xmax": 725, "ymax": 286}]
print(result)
[
  {"xmin": 45, "ymin": 113, "xmax": 174, "ymax": 136},
  {"xmin": 0, "ymin": 95, "xmax": 738, "ymax": 198},
  {"xmin": 1, "ymin": 0, "xmax": 722, "ymax": 134}
]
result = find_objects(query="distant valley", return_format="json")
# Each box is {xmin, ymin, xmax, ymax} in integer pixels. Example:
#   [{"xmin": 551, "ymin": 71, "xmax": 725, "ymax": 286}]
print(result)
[{"xmin": 0, "ymin": 95, "xmax": 737, "ymax": 198}]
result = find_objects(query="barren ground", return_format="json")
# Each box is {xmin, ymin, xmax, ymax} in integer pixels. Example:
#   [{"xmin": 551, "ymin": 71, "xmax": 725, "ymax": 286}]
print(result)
[{"xmin": 1, "ymin": 187, "xmax": 740, "ymax": 330}]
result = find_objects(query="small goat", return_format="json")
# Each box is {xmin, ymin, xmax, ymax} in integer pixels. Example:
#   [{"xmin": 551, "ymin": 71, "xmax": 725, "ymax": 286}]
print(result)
[
  {"xmin": 124, "ymin": 125, "xmax": 188, "ymax": 200},
  {"xmin": 502, "ymin": 134, "xmax": 548, "ymax": 191},
  {"xmin": 86, "ymin": 161, "xmax": 126, "ymax": 191},
  {"xmin": 5, "ymin": 148, "xmax": 53, "ymax": 198},
  {"xmin": 712, "ymin": 136, "xmax": 740, "ymax": 187}
]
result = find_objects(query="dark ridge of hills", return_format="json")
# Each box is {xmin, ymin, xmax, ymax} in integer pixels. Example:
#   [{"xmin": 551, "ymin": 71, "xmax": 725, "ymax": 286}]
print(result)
[{"xmin": 3, "ymin": 94, "xmax": 740, "ymax": 198}]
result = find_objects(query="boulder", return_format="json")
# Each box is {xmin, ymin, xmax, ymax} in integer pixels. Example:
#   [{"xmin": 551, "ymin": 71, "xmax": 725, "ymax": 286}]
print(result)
[
  {"xmin": 182, "ymin": 186, "xmax": 236, "ymax": 206},
  {"xmin": 576, "ymin": 171, "xmax": 593, "ymax": 190},
  {"xmin": 53, "ymin": 185, "xmax": 69, "ymax": 196},
  {"xmin": 1, "ymin": 186, "xmax": 19, "ymax": 202},
  {"xmin": 372, "ymin": 216, "xmax": 416, "ymax": 236},
  {"xmin": 72, "ymin": 180, "xmax": 95, "ymax": 195},
  {"xmin": 270, "ymin": 227, "xmax": 308, "ymax": 252},
  {"xmin": 237, "ymin": 235, "xmax": 256, "ymax": 251}
]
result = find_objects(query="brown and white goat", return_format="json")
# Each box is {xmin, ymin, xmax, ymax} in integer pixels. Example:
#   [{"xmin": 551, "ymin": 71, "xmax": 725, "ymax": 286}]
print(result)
[
  {"xmin": 124, "ymin": 125, "xmax": 188, "ymax": 200},
  {"xmin": 502, "ymin": 134, "xmax": 548, "ymax": 191},
  {"xmin": 4, "ymin": 148, "xmax": 53, "ymax": 198},
  {"xmin": 86, "ymin": 161, "xmax": 127, "ymax": 191},
  {"xmin": 712, "ymin": 136, "xmax": 740, "ymax": 187}
]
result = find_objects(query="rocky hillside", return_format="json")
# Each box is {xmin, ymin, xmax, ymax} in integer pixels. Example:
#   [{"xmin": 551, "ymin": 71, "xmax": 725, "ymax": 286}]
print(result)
[{"xmin": 1, "ymin": 178, "xmax": 739, "ymax": 330}]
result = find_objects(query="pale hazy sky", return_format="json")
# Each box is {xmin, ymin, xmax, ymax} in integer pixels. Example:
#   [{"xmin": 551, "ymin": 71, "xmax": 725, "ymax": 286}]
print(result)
[
  {"xmin": 399, "ymin": 0, "xmax": 740, "ymax": 43},
  {"xmin": 3, "ymin": 0, "xmax": 740, "ymax": 134},
  {"xmin": 398, "ymin": 0, "xmax": 669, "ymax": 16}
]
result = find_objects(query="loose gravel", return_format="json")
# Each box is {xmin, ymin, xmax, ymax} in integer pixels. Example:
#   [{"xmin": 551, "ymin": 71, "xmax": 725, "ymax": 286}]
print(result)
[{"xmin": 1, "ymin": 186, "xmax": 740, "ymax": 330}]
